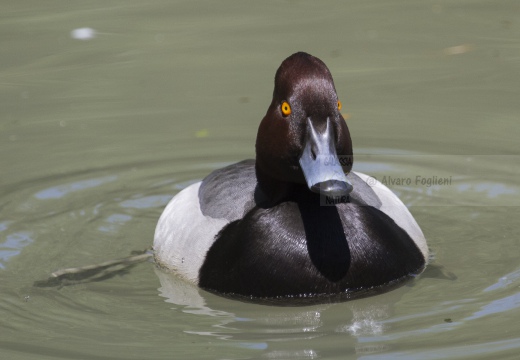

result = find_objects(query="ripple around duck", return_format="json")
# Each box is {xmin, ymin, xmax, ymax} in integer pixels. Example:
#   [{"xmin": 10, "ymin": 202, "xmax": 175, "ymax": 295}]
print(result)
[
  {"xmin": 0, "ymin": 230, "xmax": 34, "ymax": 269},
  {"xmin": 0, "ymin": 155, "xmax": 228, "ymax": 272},
  {"xmin": 1, "ymin": 148, "xmax": 519, "ymax": 360},
  {"xmin": 353, "ymin": 151, "xmax": 520, "ymax": 207}
]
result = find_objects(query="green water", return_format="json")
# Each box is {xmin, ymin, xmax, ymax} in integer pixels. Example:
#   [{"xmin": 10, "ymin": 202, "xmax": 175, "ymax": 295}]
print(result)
[{"xmin": 1, "ymin": 1, "xmax": 520, "ymax": 359}]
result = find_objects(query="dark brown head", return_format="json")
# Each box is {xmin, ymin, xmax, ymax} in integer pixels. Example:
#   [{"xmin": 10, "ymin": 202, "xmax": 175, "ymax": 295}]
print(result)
[{"xmin": 255, "ymin": 52, "xmax": 353, "ymax": 200}]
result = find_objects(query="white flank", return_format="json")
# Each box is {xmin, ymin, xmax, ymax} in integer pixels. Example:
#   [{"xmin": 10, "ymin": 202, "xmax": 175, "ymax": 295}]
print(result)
[
  {"xmin": 153, "ymin": 182, "xmax": 228, "ymax": 284},
  {"xmin": 354, "ymin": 172, "xmax": 429, "ymax": 261}
]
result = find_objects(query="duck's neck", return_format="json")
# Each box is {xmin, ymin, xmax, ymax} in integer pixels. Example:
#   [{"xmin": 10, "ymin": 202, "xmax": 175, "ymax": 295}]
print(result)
[
  {"xmin": 254, "ymin": 165, "xmax": 312, "ymax": 207},
  {"xmin": 255, "ymin": 165, "xmax": 351, "ymax": 207}
]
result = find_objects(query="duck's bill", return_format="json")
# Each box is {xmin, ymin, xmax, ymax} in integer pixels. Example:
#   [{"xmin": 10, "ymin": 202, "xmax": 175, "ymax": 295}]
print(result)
[{"xmin": 299, "ymin": 118, "xmax": 353, "ymax": 197}]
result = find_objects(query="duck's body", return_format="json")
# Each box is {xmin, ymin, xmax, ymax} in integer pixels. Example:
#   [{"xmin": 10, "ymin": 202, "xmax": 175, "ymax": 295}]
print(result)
[{"xmin": 154, "ymin": 52, "xmax": 428, "ymax": 303}]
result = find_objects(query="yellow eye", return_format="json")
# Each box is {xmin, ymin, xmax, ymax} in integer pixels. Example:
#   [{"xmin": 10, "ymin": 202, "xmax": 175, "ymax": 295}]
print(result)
[
  {"xmin": 337, "ymin": 100, "xmax": 342, "ymax": 111},
  {"xmin": 281, "ymin": 101, "xmax": 291, "ymax": 116}
]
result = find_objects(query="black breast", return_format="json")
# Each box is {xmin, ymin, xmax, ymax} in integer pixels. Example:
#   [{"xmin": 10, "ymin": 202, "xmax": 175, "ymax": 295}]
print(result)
[{"xmin": 198, "ymin": 191, "xmax": 425, "ymax": 302}]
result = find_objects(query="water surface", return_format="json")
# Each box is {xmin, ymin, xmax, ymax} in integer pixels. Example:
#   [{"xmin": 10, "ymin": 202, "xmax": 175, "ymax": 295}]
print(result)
[{"xmin": 1, "ymin": 1, "xmax": 520, "ymax": 359}]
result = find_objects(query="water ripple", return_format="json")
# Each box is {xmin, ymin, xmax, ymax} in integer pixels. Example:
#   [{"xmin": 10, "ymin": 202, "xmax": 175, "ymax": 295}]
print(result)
[
  {"xmin": 34, "ymin": 175, "xmax": 118, "ymax": 200},
  {"xmin": 0, "ymin": 231, "xmax": 34, "ymax": 269}
]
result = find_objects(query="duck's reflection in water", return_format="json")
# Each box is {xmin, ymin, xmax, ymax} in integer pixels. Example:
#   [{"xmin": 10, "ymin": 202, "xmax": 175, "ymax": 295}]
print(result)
[{"xmin": 155, "ymin": 268, "xmax": 411, "ymax": 357}]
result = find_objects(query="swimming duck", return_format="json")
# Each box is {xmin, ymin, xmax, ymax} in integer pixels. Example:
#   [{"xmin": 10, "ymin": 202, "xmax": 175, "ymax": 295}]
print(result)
[{"xmin": 154, "ymin": 52, "xmax": 428, "ymax": 303}]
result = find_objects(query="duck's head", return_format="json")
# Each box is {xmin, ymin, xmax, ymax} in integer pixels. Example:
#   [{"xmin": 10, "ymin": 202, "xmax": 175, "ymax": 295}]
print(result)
[{"xmin": 256, "ymin": 52, "xmax": 353, "ymax": 200}]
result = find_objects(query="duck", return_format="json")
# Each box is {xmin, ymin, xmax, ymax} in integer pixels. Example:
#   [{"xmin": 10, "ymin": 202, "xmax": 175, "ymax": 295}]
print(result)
[{"xmin": 154, "ymin": 52, "xmax": 428, "ymax": 303}]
